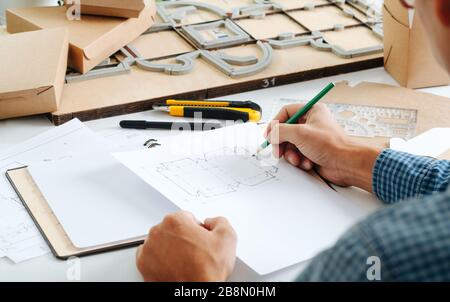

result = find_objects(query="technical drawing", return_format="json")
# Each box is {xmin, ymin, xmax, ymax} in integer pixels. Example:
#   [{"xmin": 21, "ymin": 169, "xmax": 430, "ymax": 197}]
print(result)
[
  {"xmin": 155, "ymin": 147, "xmax": 279, "ymax": 199},
  {"xmin": 0, "ymin": 161, "xmax": 26, "ymax": 207},
  {"xmin": 0, "ymin": 192, "xmax": 22, "ymax": 208}
]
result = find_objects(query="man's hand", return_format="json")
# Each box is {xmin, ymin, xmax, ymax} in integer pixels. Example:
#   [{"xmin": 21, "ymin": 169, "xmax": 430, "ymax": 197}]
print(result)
[
  {"xmin": 136, "ymin": 211, "xmax": 237, "ymax": 282},
  {"xmin": 265, "ymin": 103, "xmax": 381, "ymax": 192}
]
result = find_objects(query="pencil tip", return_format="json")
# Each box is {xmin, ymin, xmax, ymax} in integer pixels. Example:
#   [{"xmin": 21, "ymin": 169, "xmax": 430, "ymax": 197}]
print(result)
[{"xmin": 253, "ymin": 147, "xmax": 262, "ymax": 157}]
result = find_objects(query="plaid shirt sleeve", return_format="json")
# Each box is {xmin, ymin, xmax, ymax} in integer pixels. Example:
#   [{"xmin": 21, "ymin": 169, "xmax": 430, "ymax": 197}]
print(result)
[
  {"xmin": 373, "ymin": 149, "xmax": 450, "ymax": 203},
  {"xmin": 297, "ymin": 151, "xmax": 450, "ymax": 282},
  {"xmin": 297, "ymin": 189, "xmax": 450, "ymax": 281}
]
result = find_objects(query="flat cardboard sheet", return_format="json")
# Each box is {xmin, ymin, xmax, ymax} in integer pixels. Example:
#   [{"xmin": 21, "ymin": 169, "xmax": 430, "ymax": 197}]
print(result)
[
  {"xmin": 0, "ymin": 28, "xmax": 68, "ymax": 119},
  {"xmin": 323, "ymin": 81, "xmax": 450, "ymax": 148},
  {"xmin": 6, "ymin": 4, "xmax": 156, "ymax": 73}
]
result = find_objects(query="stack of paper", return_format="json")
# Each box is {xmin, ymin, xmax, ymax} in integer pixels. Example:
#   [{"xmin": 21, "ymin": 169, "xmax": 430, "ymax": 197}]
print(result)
[
  {"xmin": 0, "ymin": 119, "xmax": 156, "ymax": 263},
  {"xmin": 0, "ymin": 119, "xmax": 101, "ymax": 262}
]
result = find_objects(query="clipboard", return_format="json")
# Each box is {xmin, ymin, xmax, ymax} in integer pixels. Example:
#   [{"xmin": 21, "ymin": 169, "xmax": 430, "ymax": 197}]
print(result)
[{"xmin": 6, "ymin": 167, "xmax": 145, "ymax": 260}]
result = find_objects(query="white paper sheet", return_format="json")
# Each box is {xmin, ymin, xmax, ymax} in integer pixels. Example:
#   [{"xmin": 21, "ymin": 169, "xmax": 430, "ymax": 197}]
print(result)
[
  {"xmin": 0, "ymin": 197, "xmax": 47, "ymax": 261},
  {"xmin": 2, "ymin": 118, "xmax": 176, "ymax": 258},
  {"xmin": 99, "ymin": 128, "xmax": 155, "ymax": 152},
  {"xmin": 390, "ymin": 128, "xmax": 450, "ymax": 158},
  {"xmin": 0, "ymin": 119, "xmax": 111, "ymax": 263},
  {"xmin": 28, "ymin": 152, "xmax": 178, "ymax": 249},
  {"xmin": 114, "ymin": 123, "xmax": 380, "ymax": 275}
]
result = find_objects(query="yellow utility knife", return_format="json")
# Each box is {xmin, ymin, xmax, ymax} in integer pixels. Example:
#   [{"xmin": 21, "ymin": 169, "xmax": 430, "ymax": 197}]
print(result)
[{"xmin": 153, "ymin": 99, "xmax": 262, "ymax": 122}]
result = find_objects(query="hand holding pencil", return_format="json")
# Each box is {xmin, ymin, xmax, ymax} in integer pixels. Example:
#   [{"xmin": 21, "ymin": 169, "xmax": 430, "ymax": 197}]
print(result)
[
  {"xmin": 264, "ymin": 84, "xmax": 381, "ymax": 193},
  {"xmin": 258, "ymin": 83, "xmax": 335, "ymax": 152}
]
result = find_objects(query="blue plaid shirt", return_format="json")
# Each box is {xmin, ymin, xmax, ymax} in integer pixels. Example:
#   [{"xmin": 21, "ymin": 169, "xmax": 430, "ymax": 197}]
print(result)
[{"xmin": 298, "ymin": 149, "xmax": 450, "ymax": 281}]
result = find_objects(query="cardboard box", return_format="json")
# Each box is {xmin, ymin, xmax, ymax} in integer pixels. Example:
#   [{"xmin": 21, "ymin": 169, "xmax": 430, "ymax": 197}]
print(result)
[
  {"xmin": 383, "ymin": 0, "xmax": 450, "ymax": 88},
  {"xmin": 6, "ymin": 2, "xmax": 156, "ymax": 74},
  {"xmin": 0, "ymin": 28, "xmax": 68, "ymax": 120},
  {"xmin": 76, "ymin": 0, "xmax": 150, "ymax": 18}
]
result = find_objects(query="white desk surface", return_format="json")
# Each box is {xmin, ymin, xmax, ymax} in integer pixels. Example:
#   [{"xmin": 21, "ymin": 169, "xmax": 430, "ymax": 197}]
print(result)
[{"xmin": 1, "ymin": 67, "xmax": 449, "ymax": 282}]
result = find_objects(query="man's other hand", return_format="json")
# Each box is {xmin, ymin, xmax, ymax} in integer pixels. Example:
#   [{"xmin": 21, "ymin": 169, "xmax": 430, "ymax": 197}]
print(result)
[{"xmin": 136, "ymin": 211, "xmax": 237, "ymax": 282}]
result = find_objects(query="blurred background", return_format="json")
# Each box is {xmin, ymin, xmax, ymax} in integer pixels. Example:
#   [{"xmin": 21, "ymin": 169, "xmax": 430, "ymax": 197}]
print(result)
[{"xmin": 0, "ymin": 0, "xmax": 57, "ymax": 25}]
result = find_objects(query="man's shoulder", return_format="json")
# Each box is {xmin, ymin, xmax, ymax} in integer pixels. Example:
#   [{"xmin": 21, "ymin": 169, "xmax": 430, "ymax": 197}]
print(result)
[{"xmin": 357, "ymin": 190, "xmax": 450, "ymax": 281}]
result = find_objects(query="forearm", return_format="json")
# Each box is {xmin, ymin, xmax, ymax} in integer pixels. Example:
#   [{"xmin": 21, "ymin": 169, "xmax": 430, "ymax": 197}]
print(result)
[
  {"xmin": 337, "ymin": 142, "xmax": 381, "ymax": 193},
  {"xmin": 336, "ymin": 142, "xmax": 450, "ymax": 204}
]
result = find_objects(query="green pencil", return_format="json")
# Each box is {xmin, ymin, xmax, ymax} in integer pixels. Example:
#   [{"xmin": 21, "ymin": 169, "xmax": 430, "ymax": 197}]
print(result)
[{"xmin": 257, "ymin": 82, "xmax": 336, "ymax": 153}]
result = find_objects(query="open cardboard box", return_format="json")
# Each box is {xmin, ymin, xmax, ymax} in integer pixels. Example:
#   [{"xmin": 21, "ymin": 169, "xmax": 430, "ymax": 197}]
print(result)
[
  {"xmin": 75, "ymin": 0, "xmax": 150, "ymax": 18},
  {"xmin": 6, "ymin": 2, "xmax": 156, "ymax": 74},
  {"xmin": 383, "ymin": 0, "xmax": 450, "ymax": 88},
  {"xmin": 0, "ymin": 28, "xmax": 68, "ymax": 120}
]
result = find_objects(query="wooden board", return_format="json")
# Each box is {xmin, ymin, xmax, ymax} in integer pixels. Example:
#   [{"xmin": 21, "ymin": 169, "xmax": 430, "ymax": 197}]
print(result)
[
  {"xmin": 235, "ymin": 13, "xmax": 308, "ymax": 40},
  {"xmin": 50, "ymin": 0, "xmax": 384, "ymax": 125},
  {"xmin": 287, "ymin": 5, "xmax": 361, "ymax": 31}
]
